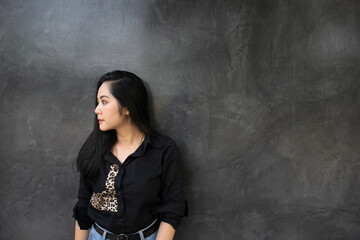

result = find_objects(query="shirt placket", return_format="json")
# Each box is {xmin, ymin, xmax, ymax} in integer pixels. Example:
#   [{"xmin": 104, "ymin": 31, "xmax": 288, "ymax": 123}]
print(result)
[{"xmin": 115, "ymin": 164, "xmax": 126, "ymax": 231}]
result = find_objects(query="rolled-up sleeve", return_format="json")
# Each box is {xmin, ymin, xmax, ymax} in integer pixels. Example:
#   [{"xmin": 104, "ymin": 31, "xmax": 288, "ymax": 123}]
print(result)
[
  {"xmin": 159, "ymin": 140, "xmax": 186, "ymax": 230},
  {"xmin": 72, "ymin": 174, "xmax": 93, "ymax": 230}
]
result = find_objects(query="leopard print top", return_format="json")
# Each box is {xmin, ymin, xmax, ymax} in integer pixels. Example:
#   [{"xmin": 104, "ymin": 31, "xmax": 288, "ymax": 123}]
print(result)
[{"xmin": 90, "ymin": 164, "xmax": 119, "ymax": 212}]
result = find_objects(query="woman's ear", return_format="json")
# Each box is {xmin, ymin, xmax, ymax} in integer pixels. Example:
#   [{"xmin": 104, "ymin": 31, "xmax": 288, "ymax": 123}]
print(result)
[{"xmin": 124, "ymin": 108, "xmax": 130, "ymax": 116}]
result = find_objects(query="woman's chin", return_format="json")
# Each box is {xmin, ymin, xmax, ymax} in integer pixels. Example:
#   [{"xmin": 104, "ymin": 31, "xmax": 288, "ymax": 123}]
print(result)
[{"xmin": 99, "ymin": 125, "xmax": 108, "ymax": 131}]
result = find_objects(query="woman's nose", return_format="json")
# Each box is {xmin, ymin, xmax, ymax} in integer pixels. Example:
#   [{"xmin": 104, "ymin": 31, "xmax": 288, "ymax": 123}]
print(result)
[{"xmin": 94, "ymin": 104, "xmax": 100, "ymax": 114}]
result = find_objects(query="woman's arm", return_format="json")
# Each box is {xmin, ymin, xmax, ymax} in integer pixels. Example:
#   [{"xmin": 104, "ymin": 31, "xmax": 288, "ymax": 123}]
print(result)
[
  {"xmin": 73, "ymin": 174, "xmax": 94, "ymax": 239},
  {"xmin": 156, "ymin": 221, "xmax": 175, "ymax": 240},
  {"xmin": 75, "ymin": 221, "xmax": 90, "ymax": 240},
  {"xmin": 159, "ymin": 140, "xmax": 186, "ymax": 225}
]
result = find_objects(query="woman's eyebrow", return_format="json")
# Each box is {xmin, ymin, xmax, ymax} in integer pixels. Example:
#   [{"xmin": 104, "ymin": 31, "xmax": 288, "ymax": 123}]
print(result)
[{"xmin": 97, "ymin": 95, "xmax": 110, "ymax": 100}]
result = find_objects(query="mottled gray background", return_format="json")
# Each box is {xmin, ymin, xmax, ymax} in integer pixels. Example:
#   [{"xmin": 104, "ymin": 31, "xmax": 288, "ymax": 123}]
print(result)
[{"xmin": 1, "ymin": 0, "xmax": 360, "ymax": 239}]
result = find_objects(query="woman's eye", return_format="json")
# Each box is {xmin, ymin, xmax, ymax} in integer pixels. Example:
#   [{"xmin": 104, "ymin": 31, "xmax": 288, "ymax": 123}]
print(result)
[{"xmin": 102, "ymin": 101, "xmax": 106, "ymax": 105}]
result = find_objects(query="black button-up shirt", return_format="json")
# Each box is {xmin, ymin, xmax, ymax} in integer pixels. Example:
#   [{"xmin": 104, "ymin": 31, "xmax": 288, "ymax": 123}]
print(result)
[{"xmin": 73, "ymin": 135, "xmax": 185, "ymax": 234}]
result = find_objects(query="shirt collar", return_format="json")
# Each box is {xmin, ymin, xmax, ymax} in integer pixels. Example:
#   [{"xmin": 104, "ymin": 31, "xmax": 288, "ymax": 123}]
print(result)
[
  {"xmin": 144, "ymin": 134, "xmax": 163, "ymax": 149},
  {"xmin": 104, "ymin": 134, "xmax": 163, "ymax": 164}
]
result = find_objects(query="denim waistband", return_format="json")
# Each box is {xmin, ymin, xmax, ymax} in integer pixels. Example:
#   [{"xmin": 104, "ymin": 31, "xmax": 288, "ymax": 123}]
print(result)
[{"xmin": 95, "ymin": 218, "xmax": 158, "ymax": 235}]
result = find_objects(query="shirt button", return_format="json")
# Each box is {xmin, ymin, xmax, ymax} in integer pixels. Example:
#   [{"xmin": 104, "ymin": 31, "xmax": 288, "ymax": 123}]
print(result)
[{"xmin": 118, "ymin": 235, "xmax": 127, "ymax": 240}]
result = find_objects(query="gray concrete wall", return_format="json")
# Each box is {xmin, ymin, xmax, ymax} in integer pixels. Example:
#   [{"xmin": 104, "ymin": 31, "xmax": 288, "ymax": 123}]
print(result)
[{"xmin": 1, "ymin": 0, "xmax": 360, "ymax": 239}]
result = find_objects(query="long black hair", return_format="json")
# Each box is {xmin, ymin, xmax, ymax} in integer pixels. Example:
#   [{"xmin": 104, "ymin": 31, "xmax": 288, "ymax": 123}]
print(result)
[{"xmin": 75, "ymin": 70, "xmax": 157, "ymax": 182}]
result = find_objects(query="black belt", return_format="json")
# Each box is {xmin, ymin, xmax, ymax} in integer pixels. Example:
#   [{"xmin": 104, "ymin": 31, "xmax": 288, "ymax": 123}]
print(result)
[{"xmin": 94, "ymin": 221, "xmax": 159, "ymax": 240}]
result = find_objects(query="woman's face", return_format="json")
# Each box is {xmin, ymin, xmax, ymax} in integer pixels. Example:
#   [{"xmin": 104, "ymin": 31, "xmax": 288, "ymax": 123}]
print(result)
[{"xmin": 94, "ymin": 82, "xmax": 129, "ymax": 131}]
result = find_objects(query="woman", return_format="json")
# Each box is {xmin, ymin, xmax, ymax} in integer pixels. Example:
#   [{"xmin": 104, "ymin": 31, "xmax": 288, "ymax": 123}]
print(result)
[{"xmin": 73, "ymin": 70, "xmax": 186, "ymax": 240}]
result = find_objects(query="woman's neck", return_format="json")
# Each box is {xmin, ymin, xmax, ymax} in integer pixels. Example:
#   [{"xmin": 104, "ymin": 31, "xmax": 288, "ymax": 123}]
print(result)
[{"xmin": 115, "ymin": 124, "xmax": 144, "ymax": 147}]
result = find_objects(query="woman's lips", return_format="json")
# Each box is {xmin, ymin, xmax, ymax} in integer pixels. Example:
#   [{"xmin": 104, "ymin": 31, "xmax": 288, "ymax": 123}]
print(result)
[{"xmin": 98, "ymin": 120, "xmax": 104, "ymax": 124}]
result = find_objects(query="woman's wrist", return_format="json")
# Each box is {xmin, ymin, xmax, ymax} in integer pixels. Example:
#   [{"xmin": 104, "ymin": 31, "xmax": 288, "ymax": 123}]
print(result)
[{"xmin": 156, "ymin": 221, "xmax": 175, "ymax": 240}]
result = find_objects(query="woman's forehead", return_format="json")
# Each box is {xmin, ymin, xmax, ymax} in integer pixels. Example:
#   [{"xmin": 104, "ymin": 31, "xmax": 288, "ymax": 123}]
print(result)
[{"xmin": 97, "ymin": 82, "xmax": 112, "ymax": 96}]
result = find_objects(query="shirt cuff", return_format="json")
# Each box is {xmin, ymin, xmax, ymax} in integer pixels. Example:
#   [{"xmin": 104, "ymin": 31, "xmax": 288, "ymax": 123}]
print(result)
[
  {"xmin": 159, "ymin": 216, "xmax": 182, "ymax": 230},
  {"xmin": 72, "ymin": 205, "xmax": 93, "ymax": 230}
]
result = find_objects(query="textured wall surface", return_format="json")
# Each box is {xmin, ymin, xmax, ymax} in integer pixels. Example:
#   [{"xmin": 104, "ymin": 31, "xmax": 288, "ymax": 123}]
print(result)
[{"xmin": 1, "ymin": 0, "xmax": 360, "ymax": 239}]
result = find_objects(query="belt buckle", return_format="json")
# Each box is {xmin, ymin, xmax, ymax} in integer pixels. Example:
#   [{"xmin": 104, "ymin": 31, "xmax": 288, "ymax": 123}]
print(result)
[{"xmin": 117, "ymin": 234, "xmax": 128, "ymax": 240}]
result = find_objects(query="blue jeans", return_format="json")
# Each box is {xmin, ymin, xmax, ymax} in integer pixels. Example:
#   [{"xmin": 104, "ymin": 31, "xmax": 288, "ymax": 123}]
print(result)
[{"xmin": 88, "ymin": 223, "xmax": 158, "ymax": 240}]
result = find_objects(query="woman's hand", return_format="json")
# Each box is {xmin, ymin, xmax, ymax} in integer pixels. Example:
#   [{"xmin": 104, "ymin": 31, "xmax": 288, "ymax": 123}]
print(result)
[
  {"xmin": 75, "ymin": 221, "xmax": 90, "ymax": 240},
  {"xmin": 156, "ymin": 222, "xmax": 176, "ymax": 240}
]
